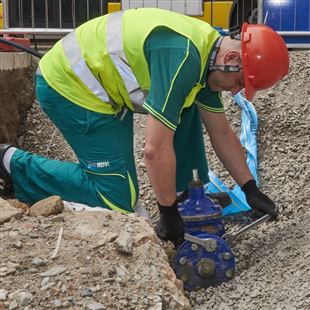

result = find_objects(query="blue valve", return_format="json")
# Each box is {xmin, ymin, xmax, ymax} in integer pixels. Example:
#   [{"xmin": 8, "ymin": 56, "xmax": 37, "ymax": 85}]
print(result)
[{"xmin": 174, "ymin": 169, "xmax": 235, "ymax": 291}]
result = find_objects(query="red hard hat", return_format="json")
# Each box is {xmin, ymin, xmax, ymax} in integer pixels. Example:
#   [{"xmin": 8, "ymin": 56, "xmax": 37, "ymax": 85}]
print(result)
[{"xmin": 241, "ymin": 23, "xmax": 289, "ymax": 100}]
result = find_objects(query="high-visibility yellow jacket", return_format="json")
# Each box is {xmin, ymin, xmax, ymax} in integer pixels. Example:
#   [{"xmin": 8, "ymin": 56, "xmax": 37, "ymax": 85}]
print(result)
[{"xmin": 39, "ymin": 8, "xmax": 219, "ymax": 114}]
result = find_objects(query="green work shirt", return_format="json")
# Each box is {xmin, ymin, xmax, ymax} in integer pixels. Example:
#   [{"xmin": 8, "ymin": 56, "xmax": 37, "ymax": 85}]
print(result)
[{"xmin": 143, "ymin": 27, "xmax": 224, "ymax": 131}]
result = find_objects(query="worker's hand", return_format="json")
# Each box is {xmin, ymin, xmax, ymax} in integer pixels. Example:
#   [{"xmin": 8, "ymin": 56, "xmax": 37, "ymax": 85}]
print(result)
[
  {"xmin": 241, "ymin": 179, "xmax": 278, "ymax": 219},
  {"xmin": 156, "ymin": 201, "xmax": 184, "ymax": 247}
]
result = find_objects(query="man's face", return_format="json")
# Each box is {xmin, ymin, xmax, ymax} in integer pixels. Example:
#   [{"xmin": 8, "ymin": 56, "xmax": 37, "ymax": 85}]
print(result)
[{"xmin": 207, "ymin": 70, "xmax": 244, "ymax": 96}]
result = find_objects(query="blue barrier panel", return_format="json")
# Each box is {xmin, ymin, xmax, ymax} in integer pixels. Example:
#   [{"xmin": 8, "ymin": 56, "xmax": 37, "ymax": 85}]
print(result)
[{"xmin": 263, "ymin": 0, "xmax": 310, "ymax": 47}]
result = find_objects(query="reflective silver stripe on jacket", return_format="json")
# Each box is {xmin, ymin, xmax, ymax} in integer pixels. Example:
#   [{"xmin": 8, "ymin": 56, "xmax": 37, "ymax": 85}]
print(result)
[
  {"xmin": 106, "ymin": 11, "xmax": 146, "ymax": 107},
  {"xmin": 62, "ymin": 11, "xmax": 146, "ymax": 111},
  {"xmin": 62, "ymin": 31, "xmax": 112, "ymax": 104}
]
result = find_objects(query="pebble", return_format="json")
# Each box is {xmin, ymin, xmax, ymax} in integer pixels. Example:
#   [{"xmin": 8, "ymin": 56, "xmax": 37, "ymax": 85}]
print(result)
[
  {"xmin": 9, "ymin": 299, "xmax": 18, "ymax": 310},
  {"xmin": 12, "ymin": 241, "xmax": 22, "ymax": 249},
  {"xmin": 0, "ymin": 289, "xmax": 8, "ymax": 301},
  {"xmin": 0, "ymin": 266, "xmax": 16, "ymax": 276},
  {"xmin": 114, "ymin": 231, "xmax": 133, "ymax": 254},
  {"xmin": 250, "ymin": 289, "xmax": 261, "ymax": 298},
  {"xmin": 0, "ymin": 226, "xmax": 12, "ymax": 232},
  {"xmin": 28, "ymin": 268, "xmax": 39, "ymax": 273},
  {"xmin": 7, "ymin": 262, "xmax": 20, "ymax": 269},
  {"xmin": 53, "ymin": 299, "xmax": 62, "ymax": 308},
  {"xmin": 40, "ymin": 282, "xmax": 56, "ymax": 291},
  {"xmin": 88, "ymin": 302, "xmax": 106, "ymax": 310},
  {"xmin": 32, "ymin": 257, "xmax": 48, "ymax": 266},
  {"xmin": 9, "ymin": 290, "xmax": 33, "ymax": 307},
  {"xmin": 79, "ymin": 267, "xmax": 89, "ymax": 275},
  {"xmin": 80, "ymin": 288, "xmax": 93, "ymax": 298},
  {"xmin": 40, "ymin": 266, "xmax": 67, "ymax": 277},
  {"xmin": 41, "ymin": 277, "xmax": 50, "ymax": 287},
  {"xmin": 6, "ymin": 268, "xmax": 16, "ymax": 275},
  {"xmin": 90, "ymin": 286, "xmax": 101, "ymax": 293},
  {"xmin": 62, "ymin": 300, "xmax": 72, "ymax": 307}
]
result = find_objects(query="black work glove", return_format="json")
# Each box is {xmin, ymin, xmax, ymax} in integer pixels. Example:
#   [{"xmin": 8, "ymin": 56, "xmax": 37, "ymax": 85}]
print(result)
[
  {"xmin": 156, "ymin": 201, "xmax": 184, "ymax": 247},
  {"xmin": 241, "ymin": 179, "xmax": 278, "ymax": 219}
]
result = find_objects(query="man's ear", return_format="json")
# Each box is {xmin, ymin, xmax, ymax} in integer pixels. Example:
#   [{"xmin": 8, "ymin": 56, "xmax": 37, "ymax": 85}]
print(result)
[{"xmin": 223, "ymin": 50, "xmax": 241, "ymax": 65}]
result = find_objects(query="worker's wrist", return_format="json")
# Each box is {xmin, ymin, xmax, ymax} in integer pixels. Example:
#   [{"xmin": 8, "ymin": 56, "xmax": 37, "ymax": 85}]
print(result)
[
  {"xmin": 158, "ymin": 200, "xmax": 179, "ymax": 214},
  {"xmin": 241, "ymin": 179, "xmax": 258, "ymax": 196}
]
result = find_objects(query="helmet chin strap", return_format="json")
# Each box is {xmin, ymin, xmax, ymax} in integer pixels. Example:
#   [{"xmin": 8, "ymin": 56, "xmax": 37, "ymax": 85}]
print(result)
[{"xmin": 208, "ymin": 36, "xmax": 242, "ymax": 73}]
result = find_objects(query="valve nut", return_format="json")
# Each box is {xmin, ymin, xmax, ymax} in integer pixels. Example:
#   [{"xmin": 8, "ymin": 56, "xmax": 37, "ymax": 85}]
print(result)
[
  {"xmin": 179, "ymin": 257, "xmax": 187, "ymax": 266},
  {"xmin": 222, "ymin": 252, "xmax": 232, "ymax": 260},
  {"xmin": 225, "ymin": 268, "xmax": 234, "ymax": 279},
  {"xmin": 191, "ymin": 243, "xmax": 199, "ymax": 251},
  {"xmin": 197, "ymin": 258, "xmax": 215, "ymax": 278}
]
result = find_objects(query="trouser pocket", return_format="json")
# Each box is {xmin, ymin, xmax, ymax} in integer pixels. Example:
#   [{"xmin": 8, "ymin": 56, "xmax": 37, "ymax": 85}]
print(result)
[{"xmin": 83, "ymin": 154, "xmax": 137, "ymax": 213}]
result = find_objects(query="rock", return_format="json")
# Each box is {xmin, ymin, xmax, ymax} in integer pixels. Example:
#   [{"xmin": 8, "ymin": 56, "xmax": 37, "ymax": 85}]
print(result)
[
  {"xmin": 32, "ymin": 257, "xmax": 48, "ymax": 267},
  {"xmin": 0, "ymin": 289, "xmax": 8, "ymax": 301},
  {"xmin": 6, "ymin": 199, "xmax": 30, "ymax": 215},
  {"xmin": 41, "ymin": 277, "xmax": 50, "ymax": 287},
  {"xmin": 80, "ymin": 288, "xmax": 93, "ymax": 298},
  {"xmin": 92, "ymin": 231, "xmax": 118, "ymax": 249},
  {"xmin": 7, "ymin": 262, "xmax": 19, "ymax": 269},
  {"xmin": 29, "ymin": 195, "xmax": 64, "ymax": 217},
  {"xmin": 41, "ymin": 282, "xmax": 56, "ymax": 291},
  {"xmin": 250, "ymin": 289, "xmax": 261, "ymax": 298},
  {"xmin": 0, "ymin": 225, "xmax": 12, "ymax": 232},
  {"xmin": 90, "ymin": 286, "xmax": 101, "ymax": 293},
  {"xmin": 114, "ymin": 231, "xmax": 133, "ymax": 254},
  {"xmin": 9, "ymin": 299, "xmax": 18, "ymax": 310},
  {"xmin": 46, "ymin": 215, "xmax": 65, "ymax": 223},
  {"xmin": 8, "ymin": 290, "xmax": 33, "ymax": 307},
  {"xmin": 40, "ymin": 266, "xmax": 67, "ymax": 277},
  {"xmin": 0, "ymin": 198, "xmax": 23, "ymax": 224},
  {"xmin": 88, "ymin": 302, "xmax": 106, "ymax": 310},
  {"xmin": 62, "ymin": 300, "xmax": 71, "ymax": 307},
  {"xmin": 111, "ymin": 265, "xmax": 129, "ymax": 283},
  {"xmin": 5, "ymin": 268, "xmax": 16, "ymax": 275},
  {"xmin": 53, "ymin": 299, "xmax": 62, "ymax": 308},
  {"xmin": 12, "ymin": 240, "xmax": 22, "ymax": 249}
]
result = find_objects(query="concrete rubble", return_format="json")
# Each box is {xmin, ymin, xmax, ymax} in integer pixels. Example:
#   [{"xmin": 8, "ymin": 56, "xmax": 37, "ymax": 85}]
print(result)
[
  {"xmin": 0, "ymin": 198, "xmax": 23, "ymax": 224},
  {"xmin": 0, "ymin": 198, "xmax": 190, "ymax": 310}
]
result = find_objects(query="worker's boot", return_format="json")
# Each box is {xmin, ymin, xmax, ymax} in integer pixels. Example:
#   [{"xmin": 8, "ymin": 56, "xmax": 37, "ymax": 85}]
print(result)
[{"xmin": 0, "ymin": 144, "xmax": 14, "ymax": 197}]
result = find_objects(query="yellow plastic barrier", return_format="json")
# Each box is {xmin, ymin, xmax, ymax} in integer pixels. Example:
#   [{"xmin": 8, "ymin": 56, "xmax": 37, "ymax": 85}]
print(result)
[
  {"xmin": 108, "ymin": 1, "xmax": 233, "ymax": 29},
  {"xmin": 108, "ymin": 2, "xmax": 121, "ymax": 13},
  {"xmin": 196, "ymin": 1, "xmax": 233, "ymax": 29}
]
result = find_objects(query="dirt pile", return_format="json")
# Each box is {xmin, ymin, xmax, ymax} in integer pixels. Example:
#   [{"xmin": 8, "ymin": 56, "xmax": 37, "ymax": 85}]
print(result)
[{"xmin": 0, "ymin": 197, "xmax": 190, "ymax": 310}]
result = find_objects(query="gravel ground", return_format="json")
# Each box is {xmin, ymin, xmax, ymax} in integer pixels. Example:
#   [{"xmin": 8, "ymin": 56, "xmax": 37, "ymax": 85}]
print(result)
[{"xmin": 15, "ymin": 50, "xmax": 310, "ymax": 309}]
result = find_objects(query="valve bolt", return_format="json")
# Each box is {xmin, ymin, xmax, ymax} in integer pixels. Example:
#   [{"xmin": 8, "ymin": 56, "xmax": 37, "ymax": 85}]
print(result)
[
  {"xmin": 206, "ymin": 239, "xmax": 217, "ymax": 252},
  {"xmin": 179, "ymin": 257, "xmax": 187, "ymax": 265},
  {"xmin": 225, "ymin": 268, "xmax": 234, "ymax": 279},
  {"xmin": 191, "ymin": 243, "xmax": 199, "ymax": 251},
  {"xmin": 222, "ymin": 252, "xmax": 231, "ymax": 260}
]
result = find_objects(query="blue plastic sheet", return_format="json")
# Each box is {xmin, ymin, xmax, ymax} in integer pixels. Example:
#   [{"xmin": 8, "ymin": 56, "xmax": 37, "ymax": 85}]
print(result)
[{"xmin": 206, "ymin": 92, "xmax": 259, "ymax": 216}]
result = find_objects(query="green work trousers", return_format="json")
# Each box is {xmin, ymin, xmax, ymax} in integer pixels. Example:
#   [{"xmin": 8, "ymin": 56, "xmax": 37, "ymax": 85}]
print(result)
[{"xmin": 10, "ymin": 75, "xmax": 209, "ymax": 212}]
